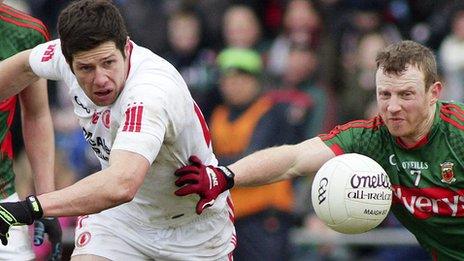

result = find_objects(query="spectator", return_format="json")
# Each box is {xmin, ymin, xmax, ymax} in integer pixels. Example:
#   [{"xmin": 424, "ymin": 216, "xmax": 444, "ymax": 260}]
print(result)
[
  {"xmin": 267, "ymin": 0, "xmax": 322, "ymax": 79},
  {"xmin": 164, "ymin": 8, "xmax": 217, "ymax": 114},
  {"xmin": 223, "ymin": 5, "xmax": 268, "ymax": 53},
  {"xmin": 340, "ymin": 32, "xmax": 389, "ymax": 121},
  {"xmin": 210, "ymin": 48, "xmax": 296, "ymax": 260},
  {"xmin": 280, "ymin": 45, "xmax": 335, "ymax": 139},
  {"xmin": 439, "ymin": 6, "xmax": 464, "ymax": 102}
]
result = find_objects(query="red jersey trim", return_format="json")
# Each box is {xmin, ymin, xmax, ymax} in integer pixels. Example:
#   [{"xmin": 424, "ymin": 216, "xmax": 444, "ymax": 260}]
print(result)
[
  {"xmin": 329, "ymin": 143, "xmax": 344, "ymax": 155},
  {"xmin": 319, "ymin": 116, "xmax": 384, "ymax": 141},
  {"xmin": 0, "ymin": 13, "xmax": 50, "ymax": 41},
  {"xmin": 0, "ymin": 4, "xmax": 50, "ymax": 40},
  {"xmin": 395, "ymin": 135, "xmax": 429, "ymax": 150},
  {"xmin": 440, "ymin": 104, "xmax": 464, "ymax": 130},
  {"xmin": 0, "ymin": 3, "xmax": 49, "ymax": 31}
]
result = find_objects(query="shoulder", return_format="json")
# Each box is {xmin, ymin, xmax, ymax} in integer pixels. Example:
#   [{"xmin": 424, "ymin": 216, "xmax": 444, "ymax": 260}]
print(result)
[
  {"xmin": 0, "ymin": 4, "xmax": 50, "ymax": 41},
  {"xmin": 126, "ymin": 44, "xmax": 189, "ymax": 97},
  {"xmin": 439, "ymin": 101, "xmax": 464, "ymax": 132},
  {"xmin": 319, "ymin": 116, "xmax": 385, "ymax": 141}
]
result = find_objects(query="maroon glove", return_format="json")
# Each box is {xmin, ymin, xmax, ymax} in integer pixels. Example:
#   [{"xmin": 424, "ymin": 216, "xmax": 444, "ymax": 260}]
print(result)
[{"xmin": 175, "ymin": 156, "xmax": 235, "ymax": 214}]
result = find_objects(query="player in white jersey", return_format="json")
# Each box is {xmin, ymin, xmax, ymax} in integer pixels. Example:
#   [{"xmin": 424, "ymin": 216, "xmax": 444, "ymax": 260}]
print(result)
[{"xmin": 0, "ymin": 0, "xmax": 235, "ymax": 260}]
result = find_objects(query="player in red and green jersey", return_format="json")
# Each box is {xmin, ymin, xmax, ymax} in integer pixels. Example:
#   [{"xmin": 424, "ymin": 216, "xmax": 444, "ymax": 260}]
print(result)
[
  {"xmin": 174, "ymin": 40, "xmax": 463, "ymax": 260},
  {"xmin": 319, "ymin": 101, "xmax": 464, "ymax": 259},
  {"xmin": 0, "ymin": 2, "xmax": 61, "ymax": 260}
]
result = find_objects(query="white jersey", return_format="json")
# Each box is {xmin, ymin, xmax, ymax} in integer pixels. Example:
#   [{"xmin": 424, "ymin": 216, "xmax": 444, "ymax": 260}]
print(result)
[{"xmin": 29, "ymin": 39, "xmax": 228, "ymax": 228}]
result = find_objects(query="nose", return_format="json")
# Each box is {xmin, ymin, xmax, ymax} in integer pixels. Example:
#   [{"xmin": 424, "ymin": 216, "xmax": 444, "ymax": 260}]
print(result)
[
  {"xmin": 93, "ymin": 67, "xmax": 108, "ymax": 87},
  {"xmin": 387, "ymin": 96, "xmax": 401, "ymax": 113}
]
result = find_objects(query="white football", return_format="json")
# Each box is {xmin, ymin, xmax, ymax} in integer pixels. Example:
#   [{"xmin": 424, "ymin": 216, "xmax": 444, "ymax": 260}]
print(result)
[{"xmin": 311, "ymin": 153, "xmax": 392, "ymax": 234}]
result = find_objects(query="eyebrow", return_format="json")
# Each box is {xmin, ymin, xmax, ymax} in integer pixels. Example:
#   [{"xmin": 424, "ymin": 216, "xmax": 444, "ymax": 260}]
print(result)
[{"xmin": 75, "ymin": 54, "xmax": 117, "ymax": 66}]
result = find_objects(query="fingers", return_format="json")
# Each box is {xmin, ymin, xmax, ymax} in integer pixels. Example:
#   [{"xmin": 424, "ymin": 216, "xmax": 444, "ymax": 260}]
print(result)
[
  {"xmin": 175, "ymin": 184, "xmax": 201, "ymax": 196},
  {"xmin": 33, "ymin": 220, "xmax": 45, "ymax": 246},
  {"xmin": 196, "ymin": 198, "xmax": 215, "ymax": 215},
  {"xmin": 188, "ymin": 155, "xmax": 203, "ymax": 166},
  {"xmin": 175, "ymin": 173, "xmax": 199, "ymax": 187},
  {"xmin": 175, "ymin": 165, "xmax": 200, "ymax": 177}
]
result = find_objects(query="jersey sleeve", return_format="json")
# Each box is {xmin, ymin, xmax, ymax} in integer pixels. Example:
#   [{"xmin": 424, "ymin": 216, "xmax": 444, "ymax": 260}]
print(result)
[
  {"xmin": 318, "ymin": 117, "xmax": 386, "ymax": 156},
  {"xmin": 111, "ymin": 69, "xmax": 186, "ymax": 164},
  {"xmin": 318, "ymin": 124, "xmax": 356, "ymax": 155},
  {"xmin": 29, "ymin": 39, "xmax": 66, "ymax": 81}
]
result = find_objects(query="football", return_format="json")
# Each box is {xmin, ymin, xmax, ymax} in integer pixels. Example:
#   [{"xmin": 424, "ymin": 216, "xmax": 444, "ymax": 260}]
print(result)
[{"xmin": 311, "ymin": 153, "xmax": 392, "ymax": 234}]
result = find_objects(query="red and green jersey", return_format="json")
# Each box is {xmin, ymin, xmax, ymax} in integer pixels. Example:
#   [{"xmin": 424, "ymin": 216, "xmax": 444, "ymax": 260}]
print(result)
[
  {"xmin": 320, "ymin": 101, "xmax": 464, "ymax": 260},
  {"xmin": 0, "ymin": 4, "xmax": 49, "ymax": 198}
]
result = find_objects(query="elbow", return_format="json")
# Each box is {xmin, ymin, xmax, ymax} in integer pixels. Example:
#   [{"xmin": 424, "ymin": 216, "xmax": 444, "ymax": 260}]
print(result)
[
  {"xmin": 111, "ymin": 177, "xmax": 138, "ymax": 204},
  {"xmin": 117, "ymin": 186, "xmax": 137, "ymax": 204}
]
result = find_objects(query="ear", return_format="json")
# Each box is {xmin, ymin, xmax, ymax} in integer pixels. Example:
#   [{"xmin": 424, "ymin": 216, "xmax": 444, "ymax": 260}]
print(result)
[
  {"xmin": 429, "ymin": 81, "xmax": 442, "ymax": 105},
  {"xmin": 124, "ymin": 37, "xmax": 131, "ymax": 57}
]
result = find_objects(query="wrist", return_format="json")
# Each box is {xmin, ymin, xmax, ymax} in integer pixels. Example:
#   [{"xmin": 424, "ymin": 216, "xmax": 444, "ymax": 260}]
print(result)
[
  {"xmin": 24, "ymin": 195, "xmax": 44, "ymax": 221},
  {"xmin": 217, "ymin": 166, "xmax": 235, "ymax": 189}
]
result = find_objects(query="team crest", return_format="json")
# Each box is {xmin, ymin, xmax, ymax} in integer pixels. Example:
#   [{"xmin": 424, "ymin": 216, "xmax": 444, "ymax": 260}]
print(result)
[
  {"xmin": 440, "ymin": 162, "xmax": 456, "ymax": 184},
  {"xmin": 76, "ymin": 231, "xmax": 91, "ymax": 247}
]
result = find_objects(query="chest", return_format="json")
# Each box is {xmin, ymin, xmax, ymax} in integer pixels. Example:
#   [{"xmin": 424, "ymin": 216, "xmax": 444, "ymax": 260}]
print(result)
[
  {"xmin": 374, "ymin": 137, "xmax": 464, "ymax": 219},
  {"xmin": 70, "ymin": 87, "xmax": 121, "ymax": 163},
  {"xmin": 380, "ymin": 141, "xmax": 464, "ymax": 188}
]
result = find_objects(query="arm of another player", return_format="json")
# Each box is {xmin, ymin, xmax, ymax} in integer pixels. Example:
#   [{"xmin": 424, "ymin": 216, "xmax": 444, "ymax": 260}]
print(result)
[
  {"xmin": 19, "ymin": 78, "xmax": 55, "ymax": 194},
  {"xmin": 0, "ymin": 49, "xmax": 40, "ymax": 100},
  {"xmin": 19, "ymin": 79, "xmax": 62, "ymax": 259},
  {"xmin": 175, "ymin": 137, "xmax": 336, "ymax": 214},
  {"xmin": 230, "ymin": 137, "xmax": 336, "ymax": 186}
]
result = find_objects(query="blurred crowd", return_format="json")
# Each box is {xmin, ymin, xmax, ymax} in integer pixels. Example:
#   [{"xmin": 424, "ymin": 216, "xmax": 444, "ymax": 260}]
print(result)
[{"xmin": 8, "ymin": 0, "xmax": 464, "ymax": 260}]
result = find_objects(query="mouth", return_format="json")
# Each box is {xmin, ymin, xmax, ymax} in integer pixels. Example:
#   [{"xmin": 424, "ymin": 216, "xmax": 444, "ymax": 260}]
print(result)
[
  {"xmin": 94, "ymin": 90, "xmax": 112, "ymax": 97},
  {"xmin": 388, "ymin": 117, "xmax": 404, "ymax": 124}
]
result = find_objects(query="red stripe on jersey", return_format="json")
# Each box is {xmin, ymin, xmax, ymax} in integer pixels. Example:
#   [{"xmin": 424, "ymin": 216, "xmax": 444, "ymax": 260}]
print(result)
[
  {"xmin": 1, "ymin": 4, "xmax": 36, "ymax": 21},
  {"xmin": 320, "ymin": 116, "xmax": 384, "ymax": 141},
  {"xmin": 135, "ymin": 106, "xmax": 143, "ymax": 132},
  {"xmin": 441, "ymin": 104, "xmax": 464, "ymax": 125},
  {"xmin": 1, "ymin": 132, "xmax": 13, "ymax": 159},
  {"xmin": 0, "ymin": 14, "xmax": 50, "ymax": 41},
  {"xmin": 226, "ymin": 196, "xmax": 235, "ymax": 223},
  {"xmin": 0, "ymin": 5, "xmax": 50, "ymax": 40},
  {"xmin": 330, "ymin": 143, "xmax": 344, "ymax": 155},
  {"xmin": 444, "ymin": 103, "xmax": 464, "ymax": 115},
  {"xmin": 440, "ymin": 114, "xmax": 464, "ymax": 130},
  {"xmin": 123, "ymin": 104, "xmax": 143, "ymax": 132},
  {"xmin": 194, "ymin": 102, "xmax": 211, "ymax": 147},
  {"xmin": 128, "ymin": 106, "xmax": 137, "ymax": 132},
  {"xmin": 122, "ymin": 108, "xmax": 130, "ymax": 131}
]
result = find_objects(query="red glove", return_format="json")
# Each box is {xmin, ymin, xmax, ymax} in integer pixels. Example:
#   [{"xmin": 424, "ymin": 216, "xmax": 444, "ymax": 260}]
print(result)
[{"xmin": 175, "ymin": 156, "xmax": 235, "ymax": 214}]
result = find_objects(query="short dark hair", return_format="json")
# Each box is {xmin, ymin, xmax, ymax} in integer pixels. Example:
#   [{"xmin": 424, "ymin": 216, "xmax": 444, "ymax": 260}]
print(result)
[
  {"xmin": 57, "ymin": 0, "xmax": 128, "ymax": 65},
  {"xmin": 375, "ymin": 40, "xmax": 439, "ymax": 91}
]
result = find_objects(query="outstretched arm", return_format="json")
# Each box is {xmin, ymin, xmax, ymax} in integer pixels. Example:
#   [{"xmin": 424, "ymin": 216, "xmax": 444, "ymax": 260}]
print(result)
[
  {"xmin": 0, "ymin": 50, "xmax": 39, "ymax": 100},
  {"xmin": 230, "ymin": 137, "xmax": 336, "ymax": 186},
  {"xmin": 175, "ymin": 137, "xmax": 336, "ymax": 214}
]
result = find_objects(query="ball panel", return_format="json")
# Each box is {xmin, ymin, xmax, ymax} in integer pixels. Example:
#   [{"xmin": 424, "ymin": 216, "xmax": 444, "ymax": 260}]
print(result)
[
  {"xmin": 328, "ymin": 217, "xmax": 382, "ymax": 234},
  {"xmin": 311, "ymin": 159, "xmax": 337, "ymax": 224}
]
